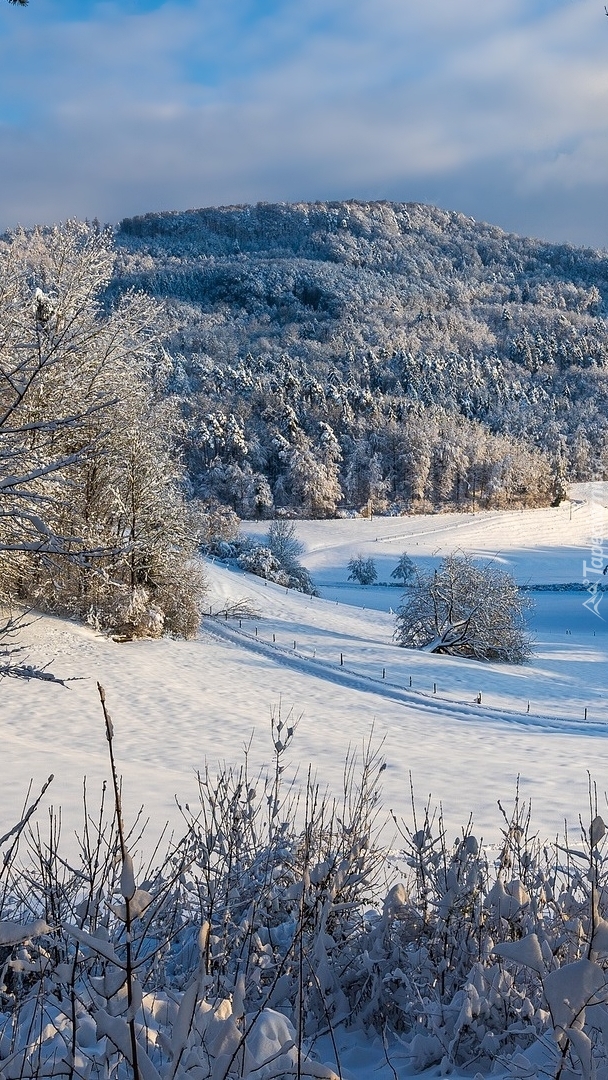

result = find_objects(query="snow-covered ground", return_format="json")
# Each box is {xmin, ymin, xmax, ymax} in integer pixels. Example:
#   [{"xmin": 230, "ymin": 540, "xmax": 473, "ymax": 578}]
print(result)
[
  {"xmin": 3, "ymin": 483, "xmax": 608, "ymax": 1079},
  {"xmin": 3, "ymin": 482, "xmax": 608, "ymax": 855}
]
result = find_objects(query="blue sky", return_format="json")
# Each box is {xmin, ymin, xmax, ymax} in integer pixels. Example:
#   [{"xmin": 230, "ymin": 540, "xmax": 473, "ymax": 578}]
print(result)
[{"xmin": 1, "ymin": 0, "xmax": 608, "ymax": 246}]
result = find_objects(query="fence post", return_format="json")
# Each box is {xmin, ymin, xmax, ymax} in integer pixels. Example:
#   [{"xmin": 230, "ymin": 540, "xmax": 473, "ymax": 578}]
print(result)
[{"xmin": 340, "ymin": 653, "xmax": 343, "ymax": 666}]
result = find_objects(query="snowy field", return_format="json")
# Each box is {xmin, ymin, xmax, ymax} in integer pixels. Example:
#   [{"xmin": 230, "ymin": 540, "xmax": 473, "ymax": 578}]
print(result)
[
  {"xmin": 3, "ymin": 483, "xmax": 608, "ymax": 1080},
  {"xmin": 3, "ymin": 482, "xmax": 608, "ymax": 854}
]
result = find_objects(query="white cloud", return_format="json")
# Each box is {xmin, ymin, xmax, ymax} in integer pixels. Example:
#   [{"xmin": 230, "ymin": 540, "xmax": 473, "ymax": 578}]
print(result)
[{"xmin": 1, "ymin": 0, "xmax": 608, "ymax": 245}]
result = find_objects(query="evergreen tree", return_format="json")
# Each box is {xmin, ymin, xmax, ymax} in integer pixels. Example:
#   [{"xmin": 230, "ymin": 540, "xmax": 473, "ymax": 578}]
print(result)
[
  {"xmin": 391, "ymin": 553, "xmax": 417, "ymax": 586},
  {"xmin": 347, "ymin": 556, "xmax": 378, "ymax": 586}
]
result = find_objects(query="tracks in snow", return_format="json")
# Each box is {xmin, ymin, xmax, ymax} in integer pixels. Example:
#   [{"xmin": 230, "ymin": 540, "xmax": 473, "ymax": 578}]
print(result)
[{"xmin": 203, "ymin": 617, "xmax": 608, "ymax": 740}]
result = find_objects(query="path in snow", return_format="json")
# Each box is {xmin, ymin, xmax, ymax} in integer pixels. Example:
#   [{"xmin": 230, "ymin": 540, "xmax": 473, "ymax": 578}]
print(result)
[
  {"xmin": 2, "ymin": 484, "xmax": 608, "ymax": 850},
  {"xmin": 205, "ymin": 614, "xmax": 608, "ymax": 738}
]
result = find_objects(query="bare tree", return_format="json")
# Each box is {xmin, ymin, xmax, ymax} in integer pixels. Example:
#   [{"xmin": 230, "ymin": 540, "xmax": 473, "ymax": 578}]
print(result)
[
  {"xmin": 394, "ymin": 554, "xmax": 532, "ymax": 662},
  {"xmin": 267, "ymin": 519, "xmax": 304, "ymax": 567},
  {"xmin": 0, "ymin": 222, "xmax": 154, "ymax": 558},
  {"xmin": 0, "ymin": 220, "xmax": 206, "ymax": 650}
]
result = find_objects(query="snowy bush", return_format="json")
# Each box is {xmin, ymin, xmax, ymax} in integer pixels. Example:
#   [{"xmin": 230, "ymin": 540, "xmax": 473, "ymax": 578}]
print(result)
[
  {"xmin": 199, "ymin": 502, "xmax": 241, "ymax": 548},
  {"xmin": 5, "ymin": 703, "xmax": 608, "ymax": 1078},
  {"xmin": 394, "ymin": 553, "xmax": 532, "ymax": 662},
  {"xmin": 206, "ymin": 519, "xmax": 317, "ymax": 594},
  {"xmin": 110, "ymin": 584, "xmax": 166, "ymax": 640},
  {"xmin": 0, "ymin": 700, "xmax": 382, "ymax": 1080},
  {"xmin": 237, "ymin": 544, "xmax": 288, "ymax": 582}
]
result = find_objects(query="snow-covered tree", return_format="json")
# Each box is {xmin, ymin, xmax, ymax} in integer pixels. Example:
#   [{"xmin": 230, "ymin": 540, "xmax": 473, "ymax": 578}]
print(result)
[
  {"xmin": 206, "ymin": 460, "xmax": 273, "ymax": 517},
  {"xmin": 267, "ymin": 518, "xmax": 315, "ymax": 593},
  {"xmin": 0, "ymin": 221, "xmax": 206, "ymax": 637},
  {"xmin": 347, "ymin": 555, "xmax": 378, "ymax": 586},
  {"xmin": 267, "ymin": 519, "xmax": 304, "ymax": 568},
  {"xmin": 394, "ymin": 554, "xmax": 532, "ymax": 662},
  {"xmin": 286, "ymin": 432, "xmax": 342, "ymax": 517},
  {"xmin": 390, "ymin": 552, "xmax": 417, "ymax": 586},
  {"xmin": 343, "ymin": 435, "xmax": 389, "ymax": 511}
]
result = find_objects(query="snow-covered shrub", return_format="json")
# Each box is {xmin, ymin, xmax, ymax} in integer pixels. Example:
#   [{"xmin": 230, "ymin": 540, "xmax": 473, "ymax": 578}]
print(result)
[
  {"xmin": 6, "ymin": 700, "xmax": 608, "ymax": 1080},
  {"xmin": 207, "ymin": 519, "xmax": 317, "ymax": 594},
  {"xmin": 199, "ymin": 501, "xmax": 241, "ymax": 548},
  {"xmin": 152, "ymin": 556, "xmax": 208, "ymax": 638},
  {"xmin": 0, "ymin": 700, "xmax": 382, "ymax": 1079},
  {"xmin": 237, "ymin": 544, "xmax": 289, "ymax": 583},
  {"xmin": 110, "ymin": 584, "xmax": 165, "ymax": 639}
]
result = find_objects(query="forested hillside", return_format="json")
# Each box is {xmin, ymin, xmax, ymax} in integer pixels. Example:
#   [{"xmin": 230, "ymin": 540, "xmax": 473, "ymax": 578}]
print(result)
[{"xmin": 112, "ymin": 200, "xmax": 608, "ymax": 516}]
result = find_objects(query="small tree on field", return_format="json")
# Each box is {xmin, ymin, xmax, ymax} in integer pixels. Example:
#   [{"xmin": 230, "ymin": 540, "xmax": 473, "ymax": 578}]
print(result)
[
  {"xmin": 267, "ymin": 519, "xmax": 304, "ymax": 568},
  {"xmin": 391, "ymin": 552, "xmax": 417, "ymax": 586},
  {"xmin": 348, "ymin": 555, "xmax": 378, "ymax": 586},
  {"xmin": 394, "ymin": 554, "xmax": 532, "ymax": 662},
  {"xmin": 267, "ymin": 518, "xmax": 316, "ymax": 593}
]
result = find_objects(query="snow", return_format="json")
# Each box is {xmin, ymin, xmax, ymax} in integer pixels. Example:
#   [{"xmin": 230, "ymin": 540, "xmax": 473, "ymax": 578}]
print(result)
[
  {"xmin": 2, "ymin": 483, "xmax": 608, "ymax": 1078},
  {"xmin": 2, "ymin": 484, "xmax": 608, "ymax": 855}
]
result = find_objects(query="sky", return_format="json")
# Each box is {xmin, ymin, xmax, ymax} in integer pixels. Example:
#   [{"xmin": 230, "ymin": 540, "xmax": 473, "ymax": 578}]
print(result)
[{"xmin": 1, "ymin": 0, "xmax": 608, "ymax": 247}]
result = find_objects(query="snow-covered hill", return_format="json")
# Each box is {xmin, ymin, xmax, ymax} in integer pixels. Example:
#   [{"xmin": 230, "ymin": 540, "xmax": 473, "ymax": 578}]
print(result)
[
  {"xmin": 114, "ymin": 201, "xmax": 608, "ymax": 513},
  {"xmin": 3, "ymin": 485, "xmax": 608, "ymax": 852}
]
